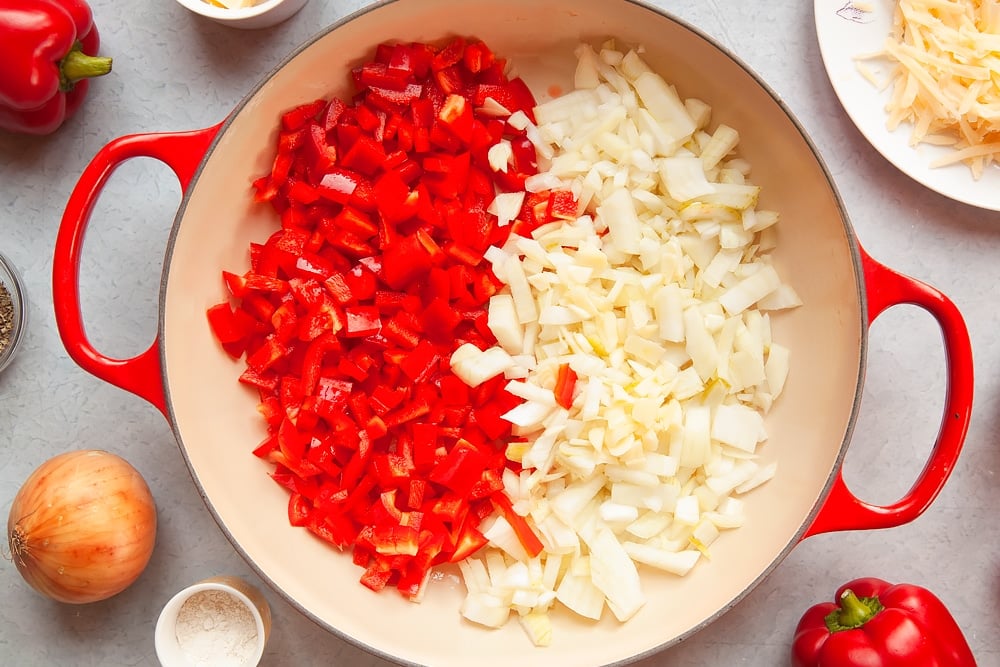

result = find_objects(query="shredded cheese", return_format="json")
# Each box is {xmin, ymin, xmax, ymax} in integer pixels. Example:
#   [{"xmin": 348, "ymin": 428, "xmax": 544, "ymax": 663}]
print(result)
[
  {"xmin": 858, "ymin": 0, "xmax": 1000, "ymax": 178},
  {"xmin": 209, "ymin": 0, "xmax": 260, "ymax": 8}
]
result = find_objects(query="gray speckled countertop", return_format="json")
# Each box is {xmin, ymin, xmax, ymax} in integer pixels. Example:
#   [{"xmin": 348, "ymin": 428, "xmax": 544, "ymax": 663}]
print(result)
[{"xmin": 1, "ymin": 1, "xmax": 998, "ymax": 665}]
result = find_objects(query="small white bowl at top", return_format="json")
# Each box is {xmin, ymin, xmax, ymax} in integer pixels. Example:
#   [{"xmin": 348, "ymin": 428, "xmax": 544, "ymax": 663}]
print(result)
[
  {"xmin": 155, "ymin": 576, "xmax": 271, "ymax": 667},
  {"xmin": 174, "ymin": 0, "xmax": 309, "ymax": 30}
]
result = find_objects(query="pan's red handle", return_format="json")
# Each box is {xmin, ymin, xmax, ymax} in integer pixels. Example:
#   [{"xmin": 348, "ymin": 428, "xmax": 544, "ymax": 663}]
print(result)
[
  {"xmin": 53, "ymin": 123, "xmax": 224, "ymax": 417},
  {"xmin": 802, "ymin": 245, "xmax": 973, "ymax": 538}
]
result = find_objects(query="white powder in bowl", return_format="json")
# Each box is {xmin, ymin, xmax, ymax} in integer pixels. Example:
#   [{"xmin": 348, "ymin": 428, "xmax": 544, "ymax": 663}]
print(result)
[{"xmin": 175, "ymin": 589, "xmax": 260, "ymax": 666}]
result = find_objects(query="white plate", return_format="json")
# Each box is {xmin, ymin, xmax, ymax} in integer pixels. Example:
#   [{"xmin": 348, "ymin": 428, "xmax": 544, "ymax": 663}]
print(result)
[{"xmin": 814, "ymin": 0, "xmax": 1000, "ymax": 210}]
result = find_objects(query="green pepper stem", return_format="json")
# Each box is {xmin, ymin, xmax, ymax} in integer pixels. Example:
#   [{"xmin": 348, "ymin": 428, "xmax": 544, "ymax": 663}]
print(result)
[
  {"xmin": 60, "ymin": 45, "xmax": 113, "ymax": 91},
  {"xmin": 824, "ymin": 589, "xmax": 883, "ymax": 633}
]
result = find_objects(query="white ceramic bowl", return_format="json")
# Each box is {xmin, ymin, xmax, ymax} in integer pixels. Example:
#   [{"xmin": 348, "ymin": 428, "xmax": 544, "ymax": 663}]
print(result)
[
  {"xmin": 174, "ymin": 0, "xmax": 309, "ymax": 30},
  {"xmin": 155, "ymin": 576, "xmax": 271, "ymax": 667}
]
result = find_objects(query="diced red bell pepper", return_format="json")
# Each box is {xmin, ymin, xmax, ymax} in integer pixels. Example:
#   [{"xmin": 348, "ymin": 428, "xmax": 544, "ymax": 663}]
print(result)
[
  {"xmin": 341, "ymin": 134, "xmax": 387, "ymax": 176},
  {"xmin": 369, "ymin": 384, "xmax": 405, "ymax": 415},
  {"xmin": 322, "ymin": 97, "xmax": 348, "ymax": 131},
  {"xmin": 282, "ymin": 99, "xmax": 326, "ymax": 132},
  {"xmin": 359, "ymin": 558, "xmax": 394, "ymax": 592},
  {"xmin": 379, "ymin": 233, "xmax": 434, "ymax": 290},
  {"xmin": 373, "ymin": 169, "xmax": 419, "ymax": 225},
  {"xmin": 288, "ymin": 492, "xmax": 312, "ymax": 527},
  {"xmin": 209, "ymin": 36, "xmax": 547, "ymax": 603},
  {"xmin": 503, "ymin": 77, "xmax": 537, "ymax": 121},
  {"xmin": 463, "ymin": 41, "xmax": 495, "ymax": 74},
  {"xmin": 367, "ymin": 83, "xmax": 424, "ymax": 111},
  {"xmin": 432, "ymin": 37, "xmax": 466, "ymax": 71},
  {"xmin": 343, "ymin": 263, "xmax": 377, "ymax": 301},
  {"xmin": 318, "ymin": 167, "xmax": 366, "ymax": 204},
  {"xmin": 421, "ymin": 296, "xmax": 462, "ymax": 340},
  {"xmin": 240, "ymin": 366, "xmax": 279, "ymax": 393},
  {"xmin": 268, "ymin": 301, "xmax": 296, "ymax": 341},
  {"xmin": 356, "ymin": 61, "xmax": 412, "ymax": 92},
  {"xmin": 429, "ymin": 439, "xmax": 489, "ymax": 496},
  {"xmin": 554, "ymin": 362, "xmax": 578, "ymax": 410},
  {"xmin": 331, "ymin": 207, "xmax": 379, "ymax": 240},
  {"xmin": 324, "ymin": 271, "xmax": 355, "ymax": 305},
  {"xmin": 372, "ymin": 453, "xmax": 414, "ymax": 490},
  {"xmin": 345, "ymin": 305, "xmax": 382, "ymax": 338},
  {"xmin": 289, "ymin": 277, "xmax": 326, "ymax": 308},
  {"xmin": 222, "ymin": 270, "xmax": 248, "ymax": 298},
  {"xmin": 438, "ymin": 94, "xmax": 474, "ymax": 144},
  {"xmin": 299, "ymin": 296, "xmax": 345, "ymax": 342},
  {"xmin": 287, "ymin": 180, "xmax": 320, "ymax": 205},
  {"xmin": 355, "ymin": 104, "xmax": 386, "ymax": 138},
  {"xmin": 422, "ymin": 151, "xmax": 470, "ymax": 200},
  {"xmin": 448, "ymin": 517, "xmax": 489, "ymax": 562},
  {"xmin": 307, "ymin": 122, "xmax": 338, "ymax": 173},
  {"xmin": 243, "ymin": 273, "xmax": 289, "ymax": 294},
  {"xmin": 246, "ymin": 336, "xmax": 288, "ymax": 373},
  {"xmin": 491, "ymin": 491, "xmax": 544, "ymax": 558},
  {"xmin": 549, "ymin": 190, "xmax": 579, "ymax": 221},
  {"xmin": 383, "ymin": 397, "xmax": 431, "ymax": 428},
  {"xmin": 395, "ymin": 339, "xmax": 441, "ymax": 383},
  {"xmin": 410, "ymin": 97, "xmax": 435, "ymax": 130},
  {"xmin": 256, "ymin": 398, "xmax": 283, "ymax": 427},
  {"xmin": 206, "ymin": 303, "xmax": 245, "ymax": 345}
]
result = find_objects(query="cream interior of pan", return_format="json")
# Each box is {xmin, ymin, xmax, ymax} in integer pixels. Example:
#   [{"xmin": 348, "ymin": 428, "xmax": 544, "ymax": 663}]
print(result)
[{"xmin": 161, "ymin": 0, "xmax": 864, "ymax": 664}]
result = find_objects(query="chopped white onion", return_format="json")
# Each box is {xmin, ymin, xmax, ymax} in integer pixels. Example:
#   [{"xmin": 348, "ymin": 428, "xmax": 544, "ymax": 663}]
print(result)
[{"xmin": 454, "ymin": 41, "xmax": 800, "ymax": 646}]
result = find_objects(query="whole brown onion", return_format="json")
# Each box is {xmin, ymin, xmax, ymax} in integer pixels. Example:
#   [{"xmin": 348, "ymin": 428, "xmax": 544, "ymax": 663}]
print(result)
[{"xmin": 7, "ymin": 449, "xmax": 158, "ymax": 604}]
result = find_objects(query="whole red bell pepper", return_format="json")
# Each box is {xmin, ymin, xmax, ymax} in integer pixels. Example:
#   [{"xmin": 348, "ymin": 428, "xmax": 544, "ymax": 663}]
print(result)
[
  {"xmin": 0, "ymin": 0, "xmax": 112, "ymax": 135},
  {"xmin": 792, "ymin": 577, "xmax": 977, "ymax": 667}
]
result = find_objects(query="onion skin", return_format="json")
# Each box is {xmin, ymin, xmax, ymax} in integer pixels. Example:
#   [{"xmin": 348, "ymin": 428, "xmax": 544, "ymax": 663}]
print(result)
[{"xmin": 6, "ymin": 449, "xmax": 158, "ymax": 604}]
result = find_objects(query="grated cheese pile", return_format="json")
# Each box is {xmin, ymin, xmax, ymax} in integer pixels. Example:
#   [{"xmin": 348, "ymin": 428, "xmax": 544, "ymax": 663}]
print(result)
[
  {"xmin": 449, "ymin": 42, "xmax": 801, "ymax": 645},
  {"xmin": 858, "ymin": 0, "xmax": 1000, "ymax": 178},
  {"xmin": 206, "ymin": 0, "xmax": 261, "ymax": 8}
]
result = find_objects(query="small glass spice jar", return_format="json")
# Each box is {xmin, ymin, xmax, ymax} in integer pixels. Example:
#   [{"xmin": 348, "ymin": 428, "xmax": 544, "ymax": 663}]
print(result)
[
  {"xmin": 0, "ymin": 251, "xmax": 27, "ymax": 374},
  {"xmin": 155, "ymin": 576, "xmax": 271, "ymax": 667}
]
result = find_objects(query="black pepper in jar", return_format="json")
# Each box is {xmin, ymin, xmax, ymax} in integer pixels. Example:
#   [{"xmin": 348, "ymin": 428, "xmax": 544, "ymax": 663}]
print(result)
[{"xmin": 0, "ymin": 280, "xmax": 12, "ymax": 357}]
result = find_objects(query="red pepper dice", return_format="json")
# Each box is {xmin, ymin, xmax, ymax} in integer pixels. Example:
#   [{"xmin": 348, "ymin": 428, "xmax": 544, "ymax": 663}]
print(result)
[
  {"xmin": 206, "ymin": 37, "xmax": 552, "ymax": 600},
  {"xmin": 792, "ymin": 577, "xmax": 977, "ymax": 667},
  {"xmin": 0, "ymin": 0, "xmax": 112, "ymax": 135}
]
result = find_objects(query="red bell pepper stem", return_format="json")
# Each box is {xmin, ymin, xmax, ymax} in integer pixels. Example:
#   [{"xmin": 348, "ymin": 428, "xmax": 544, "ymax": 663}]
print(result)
[
  {"xmin": 59, "ymin": 44, "xmax": 112, "ymax": 89},
  {"xmin": 826, "ymin": 589, "xmax": 881, "ymax": 632}
]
